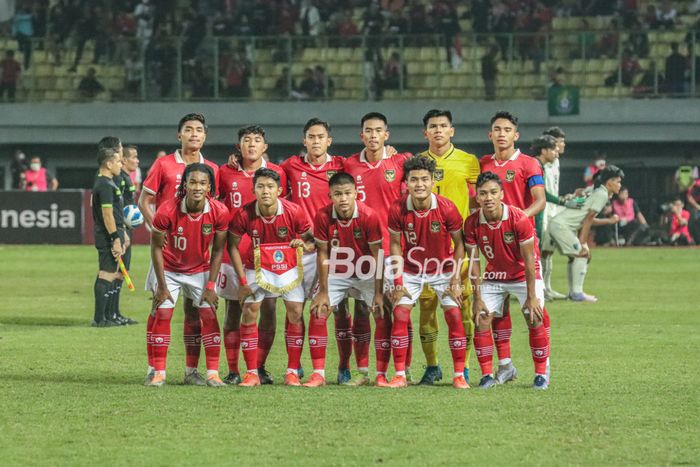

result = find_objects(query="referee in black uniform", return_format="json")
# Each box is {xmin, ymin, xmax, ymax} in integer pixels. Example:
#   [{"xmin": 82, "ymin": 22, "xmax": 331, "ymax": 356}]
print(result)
[
  {"xmin": 97, "ymin": 137, "xmax": 138, "ymax": 325},
  {"xmin": 92, "ymin": 147, "xmax": 127, "ymax": 327}
]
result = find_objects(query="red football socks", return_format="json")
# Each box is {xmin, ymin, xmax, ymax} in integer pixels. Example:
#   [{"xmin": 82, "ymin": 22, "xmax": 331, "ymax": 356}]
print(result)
[
  {"xmin": 529, "ymin": 324, "xmax": 550, "ymax": 375},
  {"xmin": 474, "ymin": 329, "xmax": 495, "ymax": 376},
  {"xmin": 240, "ymin": 322, "xmax": 258, "ymax": 372},
  {"xmin": 183, "ymin": 314, "xmax": 201, "ymax": 369},
  {"xmin": 146, "ymin": 313, "xmax": 155, "ymax": 368},
  {"xmin": 390, "ymin": 306, "xmax": 411, "ymax": 372},
  {"xmin": 406, "ymin": 318, "xmax": 413, "ymax": 369},
  {"xmin": 492, "ymin": 313, "xmax": 512, "ymax": 361},
  {"xmin": 151, "ymin": 308, "xmax": 173, "ymax": 372},
  {"xmin": 199, "ymin": 307, "xmax": 221, "ymax": 372},
  {"xmin": 308, "ymin": 313, "xmax": 329, "ymax": 371},
  {"xmin": 444, "ymin": 307, "xmax": 467, "ymax": 374},
  {"xmin": 352, "ymin": 312, "xmax": 371, "ymax": 370},
  {"xmin": 285, "ymin": 320, "xmax": 305, "ymax": 371},
  {"xmin": 374, "ymin": 311, "xmax": 392, "ymax": 374},
  {"xmin": 334, "ymin": 312, "xmax": 353, "ymax": 370},
  {"xmin": 223, "ymin": 328, "xmax": 241, "ymax": 374},
  {"xmin": 257, "ymin": 328, "xmax": 275, "ymax": 368}
]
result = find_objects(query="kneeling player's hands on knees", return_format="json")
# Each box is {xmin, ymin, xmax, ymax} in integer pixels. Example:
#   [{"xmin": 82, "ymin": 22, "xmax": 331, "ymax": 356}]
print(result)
[
  {"xmin": 153, "ymin": 286, "xmax": 174, "ymax": 310},
  {"xmin": 446, "ymin": 280, "xmax": 463, "ymax": 307},
  {"xmin": 311, "ymin": 293, "xmax": 331, "ymax": 318},
  {"xmin": 371, "ymin": 293, "xmax": 384, "ymax": 319},
  {"xmin": 202, "ymin": 289, "xmax": 219, "ymax": 311},
  {"xmin": 289, "ymin": 239, "xmax": 304, "ymax": 249},
  {"xmin": 522, "ymin": 297, "xmax": 543, "ymax": 325},
  {"xmin": 472, "ymin": 298, "xmax": 490, "ymax": 324},
  {"xmin": 391, "ymin": 285, "xmax": 411, "ymax": 307},
  {"xmin": 238, "ymin": 285, "xmax": 254, "ymax": 304}
]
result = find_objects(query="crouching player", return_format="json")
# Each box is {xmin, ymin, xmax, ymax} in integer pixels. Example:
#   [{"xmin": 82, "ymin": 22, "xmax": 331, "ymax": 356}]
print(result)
[
  {"xmin": 386, "ymin": 156, "xmax": 468, "ymax": 389},
  {"xmin": 228, "ymin": 168, "xmax": 315, "ymax": 387},
  {"xmin": 148, "ymin": 163, "xmax": 229, "ymax": 387},
  {"xmin": 307, "ymin": 172, "xmax": 385, "ymax": 387},
  {"xmin": 464, "ymin": 172, "xmax": 550, "ymax": 390}
]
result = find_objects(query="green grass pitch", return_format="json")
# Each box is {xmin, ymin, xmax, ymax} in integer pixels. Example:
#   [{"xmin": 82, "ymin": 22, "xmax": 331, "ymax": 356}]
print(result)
[{"xmin": 0, "ymin": 245, "xmax": 698, "ymax": 465}]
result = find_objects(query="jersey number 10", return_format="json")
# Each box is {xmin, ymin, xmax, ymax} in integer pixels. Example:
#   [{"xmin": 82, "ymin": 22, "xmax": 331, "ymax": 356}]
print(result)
[{"xmin": 173, "ymin": 235, "xmax": 187, "ymax": 251}]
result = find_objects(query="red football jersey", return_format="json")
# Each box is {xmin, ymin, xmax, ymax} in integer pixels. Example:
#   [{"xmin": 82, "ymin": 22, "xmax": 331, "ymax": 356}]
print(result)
[
  {"xmin": 387, "ymin": 193, "xmax": 463, "ymax": 275},
  {"xmin": 479, "ymin": 150, "xmax": 543, "ymax": 211},
  {"xmin": 143, "ymin": 151, "xmax": 219, "ymax": 209},
  {"xmin": 314, "ymin": 201, "xmax": 383, "ymax": 277},
  {"xmin": 229, "ymin": 198, "xmax": 312, "ymax": 269},
  {"xmin": 344, "ymin": 150, "xmax": 412, "ymax": 253},
  {"xmin": 152, "ymin": 197, "xmax": 229, "ymax": 274},
  {"xmin": 280, "ymin": 153, "xmax": 346, "ymax": 222},
  {"xmin": 463, "ymin": 203, "xmax": 541, "ymax": 282}
]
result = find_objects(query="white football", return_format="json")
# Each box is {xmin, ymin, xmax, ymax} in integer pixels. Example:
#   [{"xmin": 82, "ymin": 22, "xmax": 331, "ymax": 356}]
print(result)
[{"xmin": 123, "ymin": 204, "xmax": 144, "ymax": 229}]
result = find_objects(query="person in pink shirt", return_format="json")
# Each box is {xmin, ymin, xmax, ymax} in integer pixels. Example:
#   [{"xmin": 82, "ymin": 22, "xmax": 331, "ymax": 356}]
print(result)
[
  {"xmin": 611, "ymin": 187, "xmax": 648, "ymax": 245},
  {"xmin": 23, "ymin": 157, "xmax": 58, "ymax": 191},
  {"xmin": 668, "ymin": 198, "xmax": 693, "ymax": 245}
]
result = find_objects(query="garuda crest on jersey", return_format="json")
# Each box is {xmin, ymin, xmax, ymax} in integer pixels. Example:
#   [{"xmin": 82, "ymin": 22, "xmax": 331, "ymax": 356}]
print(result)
[
  {"xmin": 505, "ymin": 170, "xmax": 516, "ymax": 182},
  {"xmin": 434, "ymin": 169, "xmax": 444, "ymax": 182},
  {"xmin": 384, "ymin": 170, "xmax": 396, "ymax": 182}
]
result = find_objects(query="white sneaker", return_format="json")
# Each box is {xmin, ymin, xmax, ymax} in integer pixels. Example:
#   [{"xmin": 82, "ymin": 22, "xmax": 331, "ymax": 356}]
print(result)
[
  {"xmin": 569, "ymin": 292, "xmax": 598, "ymax": 303},
  {"xmin": 545, "ymin": 288, "xmax": 568, "ymax": 300}
]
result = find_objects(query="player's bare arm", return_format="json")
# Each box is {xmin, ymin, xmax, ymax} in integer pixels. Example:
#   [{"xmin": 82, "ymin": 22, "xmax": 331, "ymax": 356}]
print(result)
[
  {"xmin": 311, "ymin": 239, "xmax": 331, "ymax": 318},
  {"xmin": 101, "ymin": 205, "xmax": 123, "ymax": 258},
  {"xmin": 150, "ymin": 230, "xmax": 173, "ymax": 309},
  {"xmin": 227, "ymin": 233, "xmax": 253, "ymax": 303},
  {"xmin": 520, "ymin": 239, "xmax": 543, "ymax": 325},
  {"xmin": 446, "ymin": 229, "xmax": 465, "ymax": 307},
  {"xmin": 389, "ymin": 230, "xmax": 411, "ymax": 306},
  {"xmin": 138, "ymin": 190, "xmax": 156, "ymax": 229},
  {"xmin": 577, "ymin": 210, "xmax": 599, "ymax": 257},
  {"xmin": 369, "ymin": 241, "xmax": 385, "ymax": 318},
  {"xmin": 292, "ymin": 230, "xmax": 316, "ymax": 253},
  {"xmin": 523, "ymin": 185, "xmax": 546, "ymax": 218},
  {"xmin": 592, "ymin": 215, "xmax": 620, "ymax": 226},
  {"xmin": 202, "ymin": 230, "xmax": 227, "ymax": 311}
]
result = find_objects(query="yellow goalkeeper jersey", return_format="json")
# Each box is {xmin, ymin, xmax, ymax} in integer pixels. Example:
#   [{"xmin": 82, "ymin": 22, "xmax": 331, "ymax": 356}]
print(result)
[{"xmin": 419, "ymin": 144, "xmax": 480, "ymax": 220}]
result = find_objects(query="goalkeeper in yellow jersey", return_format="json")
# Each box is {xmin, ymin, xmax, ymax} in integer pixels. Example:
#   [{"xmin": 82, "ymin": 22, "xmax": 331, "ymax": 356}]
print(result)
[{"xmin": 417, "ymin": 109, "xmax": 480, "ymax": 385}]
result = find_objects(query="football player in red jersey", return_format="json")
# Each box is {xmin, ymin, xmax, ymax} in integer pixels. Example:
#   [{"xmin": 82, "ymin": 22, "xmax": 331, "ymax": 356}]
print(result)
[
  {"xmin": 139, "ymin": 113, "xmax": 220, "ymax": 386},
  {"xmin": 386, "ymin": 157, "xmax": 468, "ymax": 389},
  {"xmin": 216, "ymin": 125, "xmax": 288, "ymax": 385},
  {"xmin": 479, "ymin": 111, "xmax": 547, "ymax": 386},
  {"xmin": 464, "ymin": 171, "xmax": 550, "ymax": 390},
  {"xmin": 306, "ymin": 172, "xmax": 386, "ymax": 387},
  {"xmin": 343, "ymin": 112, "xmax": 414, "ymax": 385},
  {"xmin": 228, "ymin": 168, "xmax": 315, "ymax": 387},
  {"xmin": 147, "ymin": 163, "xmax": 229, "ymax": 387}
]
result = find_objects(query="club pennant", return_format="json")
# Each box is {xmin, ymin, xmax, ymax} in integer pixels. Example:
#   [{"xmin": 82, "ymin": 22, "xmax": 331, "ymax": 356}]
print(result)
[{"xmin": 253, "ymin": 242, "xmax": 304, "ymax": 294}]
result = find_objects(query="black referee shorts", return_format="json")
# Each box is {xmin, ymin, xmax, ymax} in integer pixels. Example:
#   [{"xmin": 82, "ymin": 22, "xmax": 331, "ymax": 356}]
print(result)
[{"xmin": 97, "ymin": 247, "xmax": 119, "ymax": 272}]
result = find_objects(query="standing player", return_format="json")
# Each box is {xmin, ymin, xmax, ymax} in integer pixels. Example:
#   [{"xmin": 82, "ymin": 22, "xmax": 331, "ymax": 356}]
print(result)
[
  {"xmin": 306, "ymin": 172, "xmax": 385, "ymax": 387},
  {"xmin": 280, "ymin": 118, "xmax": 355, "ymax": 383},
  {"xmin": 139, "ymin": 113, "xmax": 219, "ymax": 386},
  {"xmin": 91, "ymin": 147, "xmax": 126, "ymax": 327},
  {"xmin": 217, "ymin": 125, "xmax": 287, "ymax": 385},
  {"xmin": 343, "ymin": 112, "xmax": 413, "ymax": 386},
  {"xmin": 464, "ymin": 171, "xmax": 550, "ymax": 390},
  {"xmin": 386, "ymin": 157, "xmax": 468, "ymax": 389},
  {"xmin": 416, "ymin": 109, "xmax": 480, "ymax": 385},
  {"xmin": 542, "ymin": 166, "xmax": 623, "ymax": 302},
  {"xmin": 148, "ymin": 163, "xmax": 228, "ymax": 387},
  {"xmin": 228, "ymin": 168, "xmax": 315, "ymax": 387},
  {"xmin": 479, "ymin": 111, "xmax": 546, "ymax": 385}
]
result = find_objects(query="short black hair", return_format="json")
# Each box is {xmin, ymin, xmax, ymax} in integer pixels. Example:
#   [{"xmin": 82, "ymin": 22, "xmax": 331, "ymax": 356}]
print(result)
[
  {"xmin": 531, "ymin": 135, "xmax": 557, "ymax": 155},
  {"xmin": 403, "ymin": 155, "xmax": 436, "ymax": 179},
  {"xmin": 97, "ymin": 136, "xmax": 121, "ymax": 151},
  {"xmin": 490, "ymin": 111, "xmax": 518, "ymax": 127},
  {"xmin": 328, "ymin": 172, "xmax": 355, "ymax": 188},
  {"xmin": 178, "ymin": 113, "xmax": 207, "ymax": 133},
  {"xmin": 238, "ymin": 125, "xmax": 266, "ymax": 142},
  {"xmin": 594, "ymin": 164, "xmax": 624, "ymax": 188},
  {"xmin": 97, "ymin": 147, "xmax": 119, "ymax": 167},
  {"xmin": 476, "ymin": 171, "xmax": 503, "ymax": 189},
  {"xmin": 253, "ymin": 167, "xmax": 281, "ymax": 187},
  {"xmin": 176, "ymin": 163, "xmax": 216, "ymax": 199},
  {"xmin": 304, "ymin": 118, "xmax": 331, "ymax": 135},
  {"xmin": 543, "ymin": 126, "xmax": 566, "ymax": 139},
  {"xmin": 123, "ymin": 144, "xmax": 138, "ymax": 155},
  {"xmin": 361, "ymin": 112, "xmax": 388, "ymax": 128},
  {"xmin": 422, "ymin": 109, "xmax": 453, "ymax": 128}
]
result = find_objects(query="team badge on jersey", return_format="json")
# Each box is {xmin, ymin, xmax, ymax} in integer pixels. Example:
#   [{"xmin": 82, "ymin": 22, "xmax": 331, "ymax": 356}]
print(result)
[
  {"xmin": 434, "ymin": 169, "xmax": 444, "ymax": 182},
  {"xmin": 353, "ymin": 227, "xmax": 362, "ymax": 239},
  {"xmin": 384, "ymin": 170, "xmax": 396, "ymax": 182},
  {"xmin": 277, "ymin": 227, "xmax": 289, "ymax": 238},
  {"xmin": 202, "ymin": 223, "xmax": 213, "ymax": 235},
  {"xmin": 326, "ymin": 170, "xmax": 338, "ymax": 180},
  {"xmin": 504, "ymin": 231, "xmax": 514, "ymax": 243},
  {"xmin": 178, "ymin": 226, "xmax": 184, "ymax": 233},
  {"xmin": 505, "ymin": 170, "xmax": 516, "ymax": 182},
  {"xmin": 431, "ymin": 221, "xmax": 441, "ymax": 233},
  {"xmin": 407, "ymin": 222, "xmax": 414, "ymax": 230},
  {"xmin": 273, "ymin": 249, "xmax": 285, "ymax": 263}
]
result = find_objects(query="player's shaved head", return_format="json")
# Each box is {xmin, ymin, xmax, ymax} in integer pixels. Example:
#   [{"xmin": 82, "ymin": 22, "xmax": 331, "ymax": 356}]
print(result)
[
  {"xmin": 422, "ymin": 109, "xmax": 453, "ymax": 128},
  {"xmin": 253, "ymin": 167, "xmax": 281, "ymax": 187},
  {"xmin": 239, "ymin": 125, "xmax": 266, "ymax": 142},
  {"xmin": 490, "ymin": 111, "xmax": 518, "ymax": 127},
  {"xmin": 328, "ymin": 172, "xmax": 355, "ymax": 188},
  {"xmin": 476, "ymin": 171, "xmax": 503, "ymax": 189},
  {"xmin": 361, "ymin": 112, "xmax": 388, "ymax": 128},
  {"xmin": 403, "ymin": 156, "xmax": 436, "ymax": 179},
  {"xmin": 178, "ymin": 113, "xmax": 207, "ymax": 133}
]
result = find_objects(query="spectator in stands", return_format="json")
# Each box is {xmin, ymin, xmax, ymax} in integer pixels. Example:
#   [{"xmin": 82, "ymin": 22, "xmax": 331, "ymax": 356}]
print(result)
[
  {"xmin": 297, "ymin": 67, "xmax": 316, "ymax": 99},
  {"xmin": 686, "ymin": 178, "xmax": 700, "ymax": 242},
  {"xmin": 23, "ymin": 156, "xmax": 58, "ymax": 192},
  {"xmin": 433, "ymin": 0, "xmax": 461, "ymax": 65},
  {"xmin": 363, "ymin": 47, "xmax": 382, "ymax": 100},
  {"xmin": 596, "ymin": 18, "xmax": 621, "ymax": 59},
  {"xmin": 181, "ymin": 7, "xmax": 207, "ymax": 62},
  {"xmin": 273, "ymin": 66, "xmax": 295, "ymax": 100},
  {"xmin": 606, "ymin": 48, "xmax": 643, "ymax": 86},
  {"xmin": 577, "ymin": 18, "xmax": 596, "ymax": 59},
  {"xmin": 612, "ymin": 187, "xmax": 649, "ymax": 245},
  {"xmin": 386, "ymin": 10, "xmax": 408, "ymax": 36},
  {"xmin": 149, "ymin": 34, "xmax": 177, "ymax": 98},
  {"xmin": 212, "ymin": 8, "xmax": 235, "ymax": 36},
  {"xmin": 584, "ymin": 152, "xmax": 606, "ymax": 186},
  {"xmin": 675, "ymin": 156, "xmax": 699, "ymax": 196},
  {"xmin": 481, "ymin": 45, "xmax": 498, "ymax": 101},
  {"xmin": 668, "ymin": 198, "xmax": 693, "ymax": 245},
  {"xmin": 221, "ymin": 50, "xmax": 251, "ymax": 99},
  {"xmin": 11, "ymin": 3, "xmax": 33, "ymax": 70},
  {"xmin": 275, "ymin": 0, "xmax": 298, "ymax": 36},
  {"xmin": 10, "ymin": 150, "xmax": 28, "ymax": 189},
  {"xmin": 644, "ymin": 4, "xmax": 661, "ymax": 30},
  {"xmin": 0, "ymin": 50, "xmax": 21, "ymax": 102},
  {"xmin": 47, "ymin": 0, "xmax": 71, "ymax": 66},
  {"xmin": 250, "ymin": 0, "xmax": 272, "ymax": 36},
  {"xmin": 125, "ymin": 49, "xmax": 143, "ymax": 97},
  {"xmin": 69, "ymin": 5, "xmax": 99, "ymax": 73},
  {"xmin": 628, "ymin": 16, "xmax": 650, "ymax": 58},
  {"xmin": 77, "ymin": 67, "xmax": 106, "ymax": 99},
  {"xmin": 313, "ymin": 65, "xmax": 333, "ymax": 99},
  {"xmin": 382, "ymin": 51, "xmax": 406, "ymax": 90},
  {"xmin": 363, "ymin": 2, "xmax": 385, "ymax": 37},
  {"xmin": 300, "ymin": 0, "xmax": 322, "ymax": 40},
  {"xmin": 134, "ymin": 0, "xmax": 155, "ymax": 51},
  {"xmin": 665, "ymin": 42, "xmax": 687, "ymax": 96},
  {"xmin": 656, "ymin": 0, "xmax": 678, "ymax": 29},
  {"xmin": 190, "ymin": 59, "xmax": 213, "ymax": 99}
]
